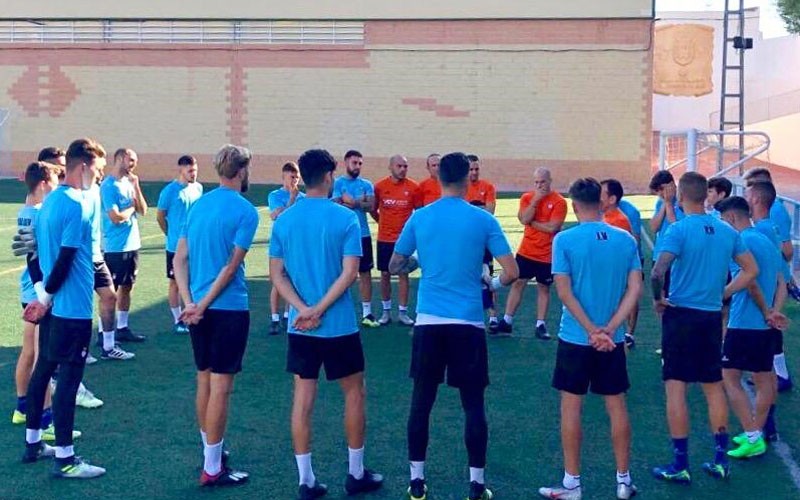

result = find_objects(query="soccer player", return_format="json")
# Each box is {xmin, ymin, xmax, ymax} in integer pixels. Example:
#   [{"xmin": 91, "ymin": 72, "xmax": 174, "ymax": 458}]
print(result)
[
  {"xmin": 538, "ymin": 178, "xmax": 641, "ymax": 500},
  {"xmin": 157, "ymin": 155, "xmax": 203, "ymax": 334},
  {"xmin": 173, "ymin": 144, "xmax": 257, "ymax": 487},
  {"xmin": 744, "ymin": 168, "xmax": 795, "ymax": 391},
  {"xmin": 372, "ymin": 154, "xmax": 421, "ymax": 326},
  {"xmin": 613, "ymin": 183, "xmax": 644, "ymax": 349},
  {"xmin": 418, "ymin": 153, "xmax": 441, "ymax": 206},
  {"xmin": 649, "ymin": 170, "xmax": 684, "ymax": 271},
  {"xmin": 21, "ymin": 138, "xmax": 107, "ymax": 478},
  {"xmin": 600, "ymin": 179, "xmax": 633, "ymax": 234},
  {"xmin": 37, "ymin": 146, "xmax": 66, "ymax": 166},
  {"xmin": 496, "ymin": 167, "xmax": 567, "ymax": 339},
  {"xmin": 390, "ymin": 152, "xmax": 518, "ymax": 500},
  {"xmin": 465, "ymin": 154, "xmax": 500, "ymax": 331},
  {"xmin": 100, "ymin": 148, "xmax": 147, "ymax": 342},
  {"xmin": 716, "ymin": 196, "xmax": 787, "ymax": 459},
  {"xmin": 12, "ymin": 162, "xmax": 60, "ymax": 429},
  {"xmin": 267, "ymin": 161, "xmax": 305, "ymax": 335},
  {"xmin": 706, "ymin": 177, "xmax": 732, "ymax": 217},
  {"xmin": 332, "ymin": 150, "xmax": 380, "ymax": 328},
  {"xmin": 651, "ymin": 172, "xmax": 758, "ymax": 483},
  {"xmin": 270, "ymin": 149, "xmax": 384, "ymax": 500}
]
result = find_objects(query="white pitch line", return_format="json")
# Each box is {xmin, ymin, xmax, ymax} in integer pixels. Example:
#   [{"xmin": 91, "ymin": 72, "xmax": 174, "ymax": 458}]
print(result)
[{"xmin": 0, "ymin": 264, "xmax": 25, "ymax": 276}]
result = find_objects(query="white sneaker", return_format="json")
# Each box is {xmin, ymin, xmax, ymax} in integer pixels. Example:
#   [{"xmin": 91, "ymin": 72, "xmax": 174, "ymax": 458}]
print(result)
[
  {"xmin": 75, "ymin": 384, "xmax": 104, "ymax": 409},
  {"xmin": 378, "ymin": 311, "xmax": 391, "ymax": 326},
  {"xmin": 52, "ymin": 456, "xmax": 106, "ymax": 479},
  {"xmin": 616, "ymin": 483, "xmax": 637, "ymax": 499},
  {"xmin": 85, "ymin": 354, "xmax": 98, "ymax": 365},
  {"xmin": 538, "ymin": 485, "xmax": 582, "ymax": 500},
  {"xmin": 398, "ymin": 313, "xmax": 415, "ymax": 326},
  {"xmin": 101, "ymin": 346, "xmax": 135, "ymax": 361}
]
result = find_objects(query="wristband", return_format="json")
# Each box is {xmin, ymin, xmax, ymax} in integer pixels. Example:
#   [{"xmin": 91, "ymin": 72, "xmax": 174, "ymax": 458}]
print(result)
[{"xmin": 33, "ymin": 282, "xmax": 52, "ymax": 307}]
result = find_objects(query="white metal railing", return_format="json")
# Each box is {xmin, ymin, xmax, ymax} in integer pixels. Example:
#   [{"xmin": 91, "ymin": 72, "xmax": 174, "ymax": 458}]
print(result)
[
  {"xmin": 657, "ymin": 129, "xmax": 770, "ymax": 175},
  {"xmin": 0, "ymin": 20, "xmax": 365, "ymax": 45}
]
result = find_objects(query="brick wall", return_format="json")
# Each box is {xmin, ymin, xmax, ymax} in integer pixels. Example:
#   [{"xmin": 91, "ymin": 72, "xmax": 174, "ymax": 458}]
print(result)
[{"xmin": 0, "ymin": 19, "xmax": 653, "ymax": 193}]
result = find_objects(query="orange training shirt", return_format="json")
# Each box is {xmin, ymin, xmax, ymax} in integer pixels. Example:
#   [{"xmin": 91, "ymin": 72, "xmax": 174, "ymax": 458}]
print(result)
[
  {"xmin": 465, "ymin": 179, "xmax": 497, "ymax": 207},
  {"xmin": 603, "ymin": 207, "xmax": 633, "ymax": 235},
  {"xmin": 517, "ymin": 190, "xmax": 568, "ymax": 263},
  {"xmin": 418, "ymin": 177, "xmax": 442, "ymax": 206},
  {"xmin": 374, "ymin": 176, "xmax": 421, "ymax": 242}
]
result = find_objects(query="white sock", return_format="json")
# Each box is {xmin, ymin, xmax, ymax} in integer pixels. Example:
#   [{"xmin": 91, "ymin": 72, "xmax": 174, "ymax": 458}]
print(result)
[
  {"xmin": 399, "ymin": 305, "xmax": 408, "ymax": 314},
  {"xmin": 26, "ymin": 428, "xmax": 42, "ymax": 444},
  {"xmin": 295, "ymin": 453, "xmax": 316, "ymax": 486},
  {"xmin": 204, "ymin": 440, "xmax": 223, "ymax": 476},
  {"xmin": 362, "ymin": 302, "xmax": 372, "ymax": 317},
  {"xmin": 489, "ymin": 316, "xmax": 498, "ymax": 323},
  {"xmin": 200, "ymin": 430, "xmax": 208, "ymax": 447},
  {"xmin": 774, "ymin": 353, "xmax": 790, "ymax": 379},
  {"xmin": 55, "ymin": 445, "xmax": 74, "ymax": 459},
  {"xmin": 271, "ymin": 313, "xmax": 280, "ymax": 322},
  {"xmin": 563, "ymin": 471, "xmax": 581, "ymax": 489},
  {"xmin": 410, "ymin": 461, "xmax": 425, "ymax": 481},
  {"xmin": 746, "ymin": 430, "xmax": 763, "ymax": 443},
  {"xmin": 470, "ymin": 467, "xmax": 485, "ymax": 485},
  {"xmin": 536, "ymin": 319, "xmax": 546, "ymax": 327},
  {"xmin": 97, "ymin": 316, "xmax": 103, "ymax": 333},
  {"xmin": 283, "ymin": 311, "xmax": 289, "ymax": 319},
  {"xmin": 116, "ymin": 311, "xmax": 129, "ymax": 329},
  {"xmin": 348, "ymin": 447, "xmax": 365, "ymax": 480},
  {"xmin": 102, "ymin": 330, "xmax": 115, "ymax": 351},
  {"xmin": 503, "ymin": 314, "xmax": 513, "ymax": 324},
  {"xmin": 616, "ymin": 470, "xmax": 631, "ymax": 486},
  {"xmin": 170, "ymin": 307, "xmax": 181, "ymax": 323},
  {"xmin": 382, "ymin": 300, "xmax": 392, "ymax": 311}
]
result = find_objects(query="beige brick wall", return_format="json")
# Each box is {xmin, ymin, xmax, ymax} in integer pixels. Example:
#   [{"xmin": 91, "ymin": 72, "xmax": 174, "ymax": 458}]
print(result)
[{"xmin": 0, "ymin": 19, "xmax": 653, "ymax": 192}]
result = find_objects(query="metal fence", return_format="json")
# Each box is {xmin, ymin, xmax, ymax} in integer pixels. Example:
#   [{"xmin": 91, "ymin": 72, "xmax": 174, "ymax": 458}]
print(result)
[{"xmin": 0, "ymin": 20, "xmax": 365, "ymax": 45}]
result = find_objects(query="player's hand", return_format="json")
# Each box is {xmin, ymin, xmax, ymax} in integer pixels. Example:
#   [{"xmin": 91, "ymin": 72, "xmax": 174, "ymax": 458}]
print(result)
[
  {"xmin": 293, "ymin": 306, "xmax": 321, "ymax": 332},
  {"xmin": 767, "ymin": 309, "xmax": 790, "ymax": 331},
  {"xmin": 653, "ymin": 297, "xmax": 671, "ymax": 316},
  {"xmin": 589, "ymin": 327, "xmax": 616, "ymax": 352},
  {"xmin": 128, "ymin": 172, "xmax": 140, "ymax": 186},
  {"xmin": 12, "ymin": 227, "xmax": 37, "ymax": 257},
  {"xmin": 22, "ymin": 300, "xmax": 49, "ymax": 324},
  {"xmin": 663, "ymin": 183, "xmax": 676, "ymax": 201},
  {"xmin": 481, "ymin": 264, "xmax": 492, "ymax": 288},
  {"xmin": 180, "ymin": 303, "xmax": 203, "ymax": 325},
  {"xmin": 341, "ymin": 192, "xmax": 355, "ymax": 206}
]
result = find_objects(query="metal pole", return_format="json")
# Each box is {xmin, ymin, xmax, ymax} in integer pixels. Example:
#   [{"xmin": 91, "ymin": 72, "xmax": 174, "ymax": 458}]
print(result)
[{"xmin": 687, "ymin": 128, "xmax": 697, "ymax": 172}]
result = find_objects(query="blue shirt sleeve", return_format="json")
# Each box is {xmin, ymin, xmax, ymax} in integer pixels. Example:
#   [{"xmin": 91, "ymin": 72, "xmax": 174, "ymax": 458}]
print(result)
[
  {"xmin": 627, "ymin": 237, "xmax": 642, "ymax": 271},
  {"xmin": 101, "ymin": 182, "xmax": 121, "ymax": 213},
  {"xmin": 364, "ymin": 181, "xmax": 375, "ymax": 197},
  {"xmin": 267, "ymin": 190, "xmax": 281, "ymax": 212},
  {"xmin": 551, "ymin": 234, "xmax": 570, "ymax": 275},
  {"xmin": 233, "ymin": 205, "xmax": 259, "ymax": 251},
  {"xmin": 268, "ymin": 219, "xmax": 284, "ymax": 258},
  {"xmin": 157, "ymin": 184, "xmax": 171, "ymax": 211},
  {"xmin": 772, "ymin": 203, "xmax": 792, "ymax": 242},
  {"xmin": 394, "ymin": 214, "xmax": 417, "ymax": 256},
  {"xmin": 61, "ymin": 201, "xmax": 83, "ymax": 248},
  {"xmin": 343, "ymin": 214, "xmax": 363, "ymax": 257},
  {"xmin": 486, "ymin": 216, "xmax": 512, "ymax": 258},
  {"xmin": 659, "ymin": 223, "xmax": 683, "ymax": 257},
  {"xmin": 332, "ymin": 179, "xmax": 344, "ymax": 199},
  {"xmin": 732, "ymin": 231, "xmax": 747, "ymax": 258}
]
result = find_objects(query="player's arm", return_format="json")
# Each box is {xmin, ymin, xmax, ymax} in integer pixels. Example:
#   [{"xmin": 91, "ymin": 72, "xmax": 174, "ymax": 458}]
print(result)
[
  {"xmin": 781, "ymin": 241, "xmax": 793, "ymax": 263},
  {"xmin": 605, "ymin": 269, "xmax": 643, "ymax": 333},
  {"xmin": 269, "ymin": 206, "xmax": 285, "ymax": 221},
  {"xmin": 518, "ymin": 197, "xmax": 537, "ymax": 225},
  {"xmin": 359, "ymin": 195, "xmax": 375, "ymax": 212},
  {"xmin": 269, "ymin": 257, "xmax": 308, "ymax": 311},
  {"xmin": 156, "ymin": 209, "xmax": 168, "ymax": 235},
  {"xmin": 34, "ymin": 246, "xmax": 78, "ymax": 306},
  {"xmin": 388, "ymin": 252, "xmax": 419, "ymax": 275},
  {"xmin": 196, "ymin": 246, "xmax": 249, "ymax": 313},
  {"xmin": 173, "ymin": 238, "xmax": 192, "ymax": 305},
  {"xmin": 650, "ymin": 251, "xmax": 676, "ymax": 302},
  {"xmin": 492, "ymin": 253, "xmax": 519, "ymax": 287},
  {"xmin": 530, "ymin": 200, "xmax": 567, "ymax": 233},
  {"xmin": 107, "ymin": 205, "xmax": 136, "ymax": 224},
  {"xmin": 649, "ymin": 201, "xmax": 666, "ymax": 233},
  {"xmin": 723, "ymin": 252, "xmax": 759, "ymax": 300},
  {"xmin": 311, "ymin": 256, "xmax": 359, "ymax": 314},
  {"xmin": 485, "ymin": 200, "xmax": 496, "ymax": 215},
  {"xmin": 553, "ymin": 275, "xmax": 600, "ymax": 336},
  {"xmin": 130, "ymin": 174, "xmax": 148, "ymax": 216},
  {"xmin": 26, "ymin": 253, "xmax": 43, "ymax": 285},
  {"xmin": 774, "ymin": 273, "xmax": 787, "ymax": 311}
]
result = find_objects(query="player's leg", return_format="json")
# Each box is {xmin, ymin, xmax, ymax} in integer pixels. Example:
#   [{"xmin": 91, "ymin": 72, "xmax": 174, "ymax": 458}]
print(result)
[
  {"xmin": 698, "ymin": 310, "xmax": 729, "ymax": 478},
  {"xmin": 359, "ymin": 237, "xmax": 379, "ymax": 328},
  {"xmin": 460, "ymin": 385, "xmax": 491, "ymax": 500},
  {"xmin": 22, "ymin": 313, "xmax": 58, "ymax": 464},
  {"xmin": 533, "ymin": 262, "xmax": 554, "ymax": 340},
  {"xmin": 269, "ymin": 286, "xmax": 282, "ymax": 335},
  {"xmin": 605, "ymin": 394, "xmax": 635, "ymax": 499},
  {"xmin": 379, "ymin": 272, "xmax": 392, "ymax": 324},
  {"xmin": 624, "ymin": 269, "xmax": 643, "ymax": 348},
  {"xmin": 13, "ymin": 317, "xmax": 37, "ymax": 424},
  {"xmin": 113, "ymin": 251, "xmax": 145, "ymax": 342},
  {"xmin": 651, "ymin": 380, "xmax": 692, "ymax": 481},
  {"xmin": 96, "ymin": 284, "xmax": 132, "ymax": 361},
  {"xmin": 498, "ymin": 254, "xmax": 532, "ymax": 334},
  {"xmin": 699, "ymin": 382, "xmax": 730, "ymax": 477},
  {"xmin": 398, "ymin": 273, "xmax": 414, "ymax": 326}
]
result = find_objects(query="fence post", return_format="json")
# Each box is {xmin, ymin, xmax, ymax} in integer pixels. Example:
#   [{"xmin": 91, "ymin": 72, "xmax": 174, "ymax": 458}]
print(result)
[{"xmin": 686, "ymin": 128, "xmax": 697, "ymax": 172}]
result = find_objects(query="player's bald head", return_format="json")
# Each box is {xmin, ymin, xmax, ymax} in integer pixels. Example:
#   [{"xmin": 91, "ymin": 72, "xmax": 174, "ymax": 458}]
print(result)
[{"xmin": 534, "ymin": 167, "xmax": 551, "ymax": 181}]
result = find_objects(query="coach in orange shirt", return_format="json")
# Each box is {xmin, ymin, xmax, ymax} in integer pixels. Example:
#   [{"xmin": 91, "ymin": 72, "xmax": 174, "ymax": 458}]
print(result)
[
  {"xmin": 418, "ymin": 154, "xmax": 442, "ymax": 206},
  {"xmin": 372, "ymin": 155, "xmax": 421, "ymax": 326},
  {"xmin": 496, "ymin": 167, "xmax": 567, "ymax": 339},
  {"xmin": 600, "ymin": 179, "xmax": 633, "ymax": 235}
]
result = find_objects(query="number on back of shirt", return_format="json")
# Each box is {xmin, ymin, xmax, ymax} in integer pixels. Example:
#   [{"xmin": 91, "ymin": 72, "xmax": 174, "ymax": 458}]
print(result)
[{"xmin": 596, "ymin": 231, "xmax": 608, "ymax": 241}]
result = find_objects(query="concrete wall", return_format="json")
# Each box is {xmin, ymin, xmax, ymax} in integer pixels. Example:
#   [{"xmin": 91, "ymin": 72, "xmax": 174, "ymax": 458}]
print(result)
[
  {"xmin": 0, "ymin": 19, "xmax": 654, "ymax": 192},
  {"xmin": 2, "ymin": 0, "xmax": 654, "ymax": 20}
]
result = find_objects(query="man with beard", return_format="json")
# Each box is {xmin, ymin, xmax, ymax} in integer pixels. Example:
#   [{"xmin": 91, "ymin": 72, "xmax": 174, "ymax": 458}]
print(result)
[
  {"xmin": 157, "ymin": 155, "xmax": 204, "ymax": 334},
  {"xmin": 100, "ymin": 148, "xmax": 148, "ymax": 343},
  {"xmin": 174, "ymin": 144, "xmax": 258, "ymax": 487},
  {"xmin": 332, "ymin": 150, "xmax": 380, "ymax": 328}
]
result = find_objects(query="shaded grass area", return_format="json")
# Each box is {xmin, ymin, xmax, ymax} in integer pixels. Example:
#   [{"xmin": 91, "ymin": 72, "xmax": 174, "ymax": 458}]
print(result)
[{"xmin": 0, "ymin": 179, "xmax": 797, "ymax": 499}]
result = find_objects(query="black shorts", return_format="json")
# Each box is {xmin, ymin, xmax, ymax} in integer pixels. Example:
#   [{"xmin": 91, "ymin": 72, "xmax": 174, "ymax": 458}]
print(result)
[
  {"xmin": 552, "ymin": 339, "xmax": 629, "ymax": 395},
  {"xmin": 359, "ymin": 237, "xmax": 374, "ymax": 273},
  {"xmin": 287, "ymin": 332, "xmax": 365, "ymax": 380},
  {"xmin": 93, "ymin": 261, "xmax": 113, "ymax": 290},
  {"xmin": 189, "ymin": 310, "xmax": 250, "ymax": 374},
  {"xmin": 771, "ymin": 328, "xmax": 783, "ymax": 355},
  {"xmin": 661, "ymin": 306, "xmax": 723, "ymax": 383},
  {"xmin": 38, "ymin": 313, "xmax": 92, "ymax": 365},
  {"xmin": 722, "ymin": 328, "xmax": 774, "ymax": 373},
  {"xmin": 410, "ymin": 324, "xmax": 489, "ymax": 389},
  {"xmin": 376, "ymin": 241, "xmax": 395, "ymax": 273},
  {"xmin": 663, "ymin": 267, "xmax": 671, "ymax": 298},
  {"xmin": 515, "ymin": 254, "xmax": 553, "ymax": 285},
  {"xmin": 165, "ymin": 251, "xmax": 176, "ymax": 280},
  {"xmin": 104, "ymin": 250, "xmax": 139, "ymax": 287}
]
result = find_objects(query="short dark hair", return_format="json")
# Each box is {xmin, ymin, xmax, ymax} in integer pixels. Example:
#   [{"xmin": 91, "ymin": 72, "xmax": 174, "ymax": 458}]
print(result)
[
  {"xmin": 708, "ymin": 177, "xmax": 732, "ymax": 198},
  {"xmin": 298, "ymin": 149, "xmax": 336, "ymax": 188},
  {"xmin": 678, "ymin": 172, "xmax": 708, "ymax": 204},
  {"xmin": 24, "ymin": 161, "xmax": 61, "ymax": 193},
  {"xmin": 743, "ymin": 167, "xmax": 772, "ymax": 184},
  {"xmin": 649, "ymin": 170, "xmax": 674, "ymax": 192},
  {"xmin": 717, "ymin": 195, "xmax": 750, "ymax": 217},
  {"xmin": 65, "ymin": 138, "xmax": 106, "ymax": 170},
  {"xmin": 439, "ymin": 152, "xmax": 470, "ymax": 186},
  {"xmin": 569, "ymin": 177, "xmax": 601, "ymax": 206},
  {"xmin": 344, "ymin": 150, "xmax": 362, "ymax": 160},
  {"xmin": 466, "ymin": 154, "xmax": 480, "ymax": 163},
  {"xmin": 282, "ymin": 161, "xmax": 299, "ymax": 174},
  {"xmin": 748, "ymin": 180, "xmax": 777, "ymax": 208},
  {"xmin": 37, "ymin": 146, "xmax": 64, "ymax": 163},
  {"xmin": 600, "ymin": 178, "xmax": 624, "ymax": 203},
  {"xmin": 113, "ymin": 148, "xmax": 129, "ymax": 162},
  {"xmin": 178, "ymin": 155, "xmax": 196, "ymax": 167}
]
